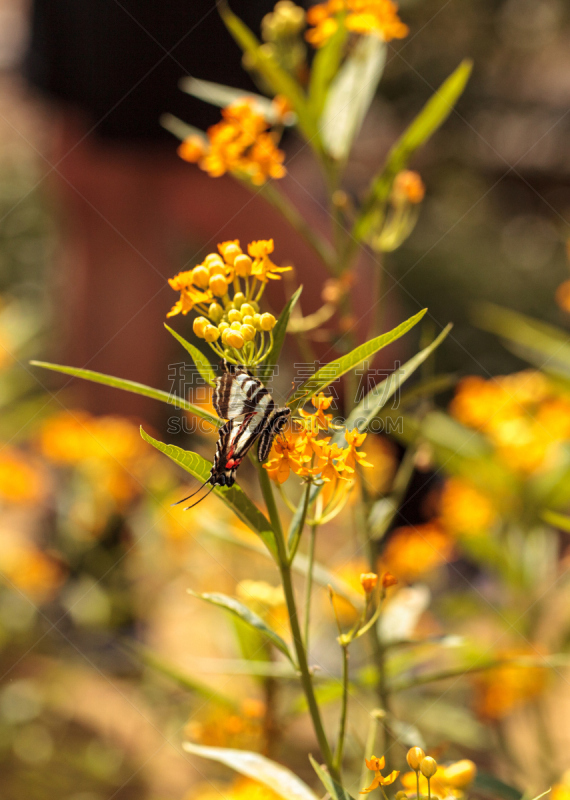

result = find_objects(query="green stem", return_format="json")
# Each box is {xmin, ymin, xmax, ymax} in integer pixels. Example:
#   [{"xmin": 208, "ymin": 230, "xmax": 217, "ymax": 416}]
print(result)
[
  {"xmin": 333, "ymin": 642, "xmax": 350, "ymax": 776},
  {"xmin": 257, "ymin": 461, "xmax": 337, "ymax": 779},
  {"xmin": 303, "ymin": 521, "xmax": 318, "ymax": 646},
  {"xmin": 359, "ymin": 710, "xmax": 382, "ymax": 790}
]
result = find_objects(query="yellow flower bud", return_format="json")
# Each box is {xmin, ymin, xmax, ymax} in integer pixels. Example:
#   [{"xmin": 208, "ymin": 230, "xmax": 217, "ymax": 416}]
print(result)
[
  {"xmin": 252, "ymin": 314, "xmax": 263, "ymax": 331},
  {"xmin": 234, "ymin": 254, "xmax": 253, "ymax": 277},
  {"xmin": 360, "ymin": 573, "xmax": 378, "ymax": 594},
  {"xmin": 242, "ymin": 315, "xmax": 254, "ymax": 326},
  {"xmin": 208, "ymin": 262, "xmax": 226, "ymax": 277},
  {"xmin": 228, "ymin": 309, "xmax": 242, "ymax": 323},
  {"xmin": 218, "ymin": 321, "xmax": 230, "ymax": 333},
  {"xmin": 191, "ymin": 265, "xmax": 210, "ymax": 289},
  {"xmin": 193, "ymin": 316, "xmax": 209, "ymax": 338},
  {"xmin": 241, "ymin": 303, "xmax": 255, "ymax": 317},
  {"xmin": 406, "ymin": 748, "xmax": 425, "ymax": 771},
  {"xmin": 205, "ymin": 253, "xmax": 224, "ymax": 268},
  {"xmin": 420, "ymin": 757, "xmax": 437, "ymax": 779},
  {"xmin": 221, "ymin": 328, "xmax": 231, "ymax": 345},
  {"xmin": 241, "ymin": 324, "xmax": 256, "ymax": 342},
  {"xmin": 203, "ymin": 325, "xmax": 220, "ymax": 343},
  {"xmin": 226, "ymin": 330, "xmax": 245, "ymax": 349},
  {"xmin": 395, "ymin": 793, "xmax": 408, "ymax": 800},
  {"xmin": 223, "ymin": 243, "xmax": 241, "ymax": 265},
  {"xmin": 209, "ymin": 274, "xmax": 229, "ymax": 297},
  {"xmin": 208, "ymin": 302, "xmax": 224, "ymax": 323},
  {"xmin": 260, "ymin": 313, "xmax": 276, "ymax": 331},
  {"xmin": 233, "ymin": 292, "xmax": 246, "ymax": 308},
  {"xmin": 443, "ymin": 761, "xmax": 476, "ymax": 789},
  {"xmin": 230, "ymin": 321, "xmax": 242, "ymax": 331}
]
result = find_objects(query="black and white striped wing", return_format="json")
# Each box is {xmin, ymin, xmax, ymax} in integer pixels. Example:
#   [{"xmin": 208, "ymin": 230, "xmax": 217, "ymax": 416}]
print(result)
[{"xmin": 212, "ymin": 359, "xmax": 269, "ymax": 420}]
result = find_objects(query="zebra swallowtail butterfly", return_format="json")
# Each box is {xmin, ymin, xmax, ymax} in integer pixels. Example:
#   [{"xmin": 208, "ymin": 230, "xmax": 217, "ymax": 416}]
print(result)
[{"xmin": 175, "ymin": 359, "xmax": 291, "ymax": 509}]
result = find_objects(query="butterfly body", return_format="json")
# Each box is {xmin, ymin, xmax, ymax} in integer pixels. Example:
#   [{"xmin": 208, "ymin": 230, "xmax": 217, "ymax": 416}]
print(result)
[{"xmin": 176, "ymin": 360, "xmax": 290, "ymax": 507}]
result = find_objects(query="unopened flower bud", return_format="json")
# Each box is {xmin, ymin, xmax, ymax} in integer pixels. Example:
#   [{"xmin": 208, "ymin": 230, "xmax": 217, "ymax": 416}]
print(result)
[
  {"xmin": 392, "ymin": 170, "xmax": 425, "ymax": 205},
  {"xmin": 234, "ymin": 254, "xmax": 253, "ymax": 277},
  {"xmin": 233, "ymin": 292, "xmax": 246, "ymax": 308},
  {"xmin": 218, "ymin": 321, "xmax": 230, "ymax": 333},
  {"xmin": 226, "ymin": 330, "xmax": 245, "ymax": 349},
  {"xmin": 252, "ymin": 313, "xmax": 263, "ymax": 331},
  {"xmin": 210, "ymin": 274, "xmax": 229, "ymax": 297},
  {"xmin": 406, "ymin": 747, "xmax": 425, "ymax": 771},
  {"xmin": 208, "ymin": 302, "xmax": 224, "ymax": 323},
  {"xmin": 443, "ymin": 760, "xmax": 476, "ymax": 789},
  {"xmin": 241, "ymin": 324, "xmax": 256, "ymax": 342},
  {"xmin": 382, "ymin": 572, "xmax": 398, "ymax": 589},
  {"xmin": 395, "ymin": 793, "xmax": 408, "ymax": 800},
  {"xmin": 203, "ymin": 325, "xmax": 220, "ymax": 343},
  {"xmin": 228, "ymin": 309, "xmax": 242, "ymax": 323},
  {"xmin": 241, "ymin": 303, "xmax": 255, "ymax": 317},
  {"xmin": 230, "ymin": 321, "xmax": 242, "ymax": 331},
  {"xmin": 205, "ymin": 253, "xmax": 225, "ymax": 268},
  {"xmin": 178, "ymin": 135, "xmax": 205, "ymax": 163},
  {"xmin": 222, "ymin": 243, "xmax": 241, "ymax": 265},
  {"xmin": 193, "ymin": 316, "xmax": 209, "ymax": 338},
  {"xmin": 242, "ymin": 315, "xmax": 254, "ymax": 326},
  {"xmin": 191, "ymin": 265, "xmax": 210, "ymax": 289},
  {"xmin": 260, "ymin": 313, "xmax": 276, "ymax": 331},
  {"xmin": 420, "ymin": 757, "xmax": 437, "ymax": 779},
  {"xmin": 360, "ymin": 573, "xmax": 378, "ymax": 594}
]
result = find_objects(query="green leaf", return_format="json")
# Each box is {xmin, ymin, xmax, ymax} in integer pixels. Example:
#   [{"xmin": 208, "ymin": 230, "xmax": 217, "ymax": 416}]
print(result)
[
  {"xmin": 321, "ymin": 36, "xmax": 386, "ymax": 161},
  {"xmin": 30, "ymin": 360, "xmax": 221, "ymax": 427},
  {"xmin": 308, "ymin": 22, "xmax": 347, "ymax": 118},
  {"xmin": 287, "ymin": 308, "xmax": 427, "ymax": 411},
  {"xmin": 473, "ymin": 772, "xmax": 522, "ymax": 800},
  {"xmin": 140, "ymin": 428, "xmax": 277, "ymax": 558},
  {"xmin": 164, "ymin": 324, "xmax": 216, "ymax": 387},
  {"xmin": 259, "ymin": 285, "xmax": 303, "ymax": 384},
  {"xmin": 354, "ymin": 59, "xmax": 472, "ymax": 241},
  {"xmin": 542, "ymin": 509, "xmax": 570, "ymax": 533},
  {"xmin": 342, "ymin": 323, "xmax": 452, "ymax": 434},
  {"xmin": 189, "ymin": 590, "xmax": 295, "ymax": 665},
  {"xmin": 182, "ymin": 742, "xmax": 320, "ymax": 800},
  {"xmin": 218, "ymin": 2, "xmax": 316, "ymax": 143},
  {"xmin": 309, "ymin": 755, "xmax": 356, "ymax": 800},
  {"xmin": 179, "ymin": 76, "xmax": 279, "ymax": 120},
  {"xmin": 474, "ymin": 302, "xmax": 570, "ymax": 377},
  {"xmin": 160, "ymin": 113, "xmax": 208, "ymax": 143}
]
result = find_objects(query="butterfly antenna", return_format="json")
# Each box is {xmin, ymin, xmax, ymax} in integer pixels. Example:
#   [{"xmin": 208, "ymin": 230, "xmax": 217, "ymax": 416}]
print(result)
[
  {"xmin": 184, "ymin": 483, "xmax": 215, "ymax": 510},
  {"xmin": 171, "ymin": 478, "xmax": 211, "ymax": 506}
]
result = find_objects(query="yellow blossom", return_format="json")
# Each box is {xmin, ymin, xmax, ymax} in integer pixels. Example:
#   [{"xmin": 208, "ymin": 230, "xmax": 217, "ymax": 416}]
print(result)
[
  {"xmin": 0, "ymin": 447, "xmax": 44, "ymax": 504},
  {"xmin": 343, "ymin": 428, "xmax": 374, "ymax": 473},
  {"xmin": 167, "ymin": 270, "xmax": 214, "ymax": 318},
  {"xmin": 264, "ymin": 434, "xmax": 311, "ymax": 484},
  {"xmin": 360, "ymin": 755, "xmax": 400, "ymax": 794},
  {"xmin": 471, "ymin": 648, "xmax": 548, "ymax": 720},
  {"xmin": 401, "ymin": 759, "xmax": 476, "ymax": 799},
  {"xmin": 186, "ymin": 777, "xmax": 281, "ymax": 800},
  {"xmin": 180, "ymin": 98, "xmax": 287, "ymax": 185},
  {"xmin": 306, "ymin": 0, "xmax": 408, "ymax": 47},
  {"xmin": 248, "ymin": 239, "xmax": 292, "ymax": 281},
  {"xmin": 439, "ymin": 478, "xmax": 497, "ymax": 536},
  {"xmin": 379, "ymin": 522, "xmax": 454, "ymax": 582}
]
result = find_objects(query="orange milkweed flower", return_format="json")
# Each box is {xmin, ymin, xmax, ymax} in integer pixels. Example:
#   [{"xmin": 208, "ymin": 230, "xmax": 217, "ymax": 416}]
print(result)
[
  {"xmin": 248, "ymin": 239, "xmax": 292, "ymax": 281},
  {"xmin": 360, "ymin": 755, "xmax": 400, "ymax": 794},
  {"xmin": 379, "ymin": 522, "xmax": 454, "ymax": 582},
  {"xmin": 342, "ymin": 428, "xmax": 374, "ymax": 473},
  {"xmin": 400, "ymin": 759, "xmax": 476, "ymax": 799},
  {"xmin": 306, "ymin": 0, "xmax": 408, "ymax": 48}
]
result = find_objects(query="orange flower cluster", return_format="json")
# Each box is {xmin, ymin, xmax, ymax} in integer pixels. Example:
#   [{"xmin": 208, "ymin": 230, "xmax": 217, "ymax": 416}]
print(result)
[
  {"xmin": 471, "ymin": 648, "xmax": 548, "ymax": 720},
  {"xmin": 185, "ymin": 698, "xmax": 266, "ymax": 752},
  {"xmin": 451, "ymin": 370, "xmax": 570, "ymax": 474},
  {"xmin": 0, "ymin": 446, "xmax": 45, "ymax": 504},
  {"xmin": 264, "ymin": 393, "xmax": 372, "ymax": 490},
  {"xmin": 178, "ymin": 98, "xmax": 286, "ymax": 185},
  {"xmin": 306, "ymin": 0, "xmax": 408, "ymax": 47},
  {"xmin": 400, "ymin": 758, "xmax": 476, "ymax": 798}
]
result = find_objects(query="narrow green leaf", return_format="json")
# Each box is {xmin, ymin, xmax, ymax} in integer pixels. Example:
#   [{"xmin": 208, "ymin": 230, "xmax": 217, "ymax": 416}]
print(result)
[
  {"xmin": 140, "ymin": 428, "xmax": 277, "ymax": 558},
  {"xmin": 473, "ymin": 772, "xmax": 523, "ymax": 800},
  {"xmin": 164, "ymin": 324, "xmax": 216, "ymax": 387},
  {"xmin": 160, "ymin": 113, "xmax": 208, "ymax": 143},
  {"xmin": 354, "ymin": 59, "xmax": 472, "ymax": 240},
  {"xmin": 182, "ymin": 742, "xmax": 320, "ymax": 800},
  {"xmin": 189, "ymin": 590, "xmax": 294, "ymax": 665},
  {"xmin": 542, "ymin": 509, "xmax": 570, "ymax": 533},
  {"xmin": 259, "ymin": 285, "xmax": 303, "ymax": 384},
  {"xmin": 308, "ymin": 22, "xmax": 347, "ymax": 118},
  {"xmin": 30, "ymin": 360, "xmax": 220, "ymax": 427},
  {"xmin": 321, "ymin": 36, "xmax": 386, "ymax": 161},
  {"xmin": 309, "ymin": 755, "xmax": 356, "ymax": 800},
  {"xmin": 218, "ymin": 1, "xmax": 317, "ymax": 143},
  {"xmin": 287, "ymin": 308, "xmax": 427, "ymax": 410},
  {"xmin": 343, "ymin": 323, "xmax": 452, "ymax": 433}
]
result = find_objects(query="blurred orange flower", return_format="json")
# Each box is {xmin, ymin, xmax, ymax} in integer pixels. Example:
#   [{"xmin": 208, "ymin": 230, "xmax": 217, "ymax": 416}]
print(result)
[
  {"xmin": 0, "ymin": 446, "xmax": 44, "ymax": 504},
  {"xmin": 439, "ymin": 478, "xmax": 497, "ymax": 536},
  {"xmin": 471, "ymin": 648, "xmax": 548, "ymax": 720},
  {"xmin": 306, "ymin": 0, "xmax": 408, "ymax": 47},
  {"xmin": 379, "ymin": 522, "xmax": 454, "ymax": 582}
]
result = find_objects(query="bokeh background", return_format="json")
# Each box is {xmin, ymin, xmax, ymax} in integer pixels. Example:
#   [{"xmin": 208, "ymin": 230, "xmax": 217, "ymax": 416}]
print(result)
[{"xmin": 1, "ymin": 0, "xmax": 570, "ymax": 798}]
